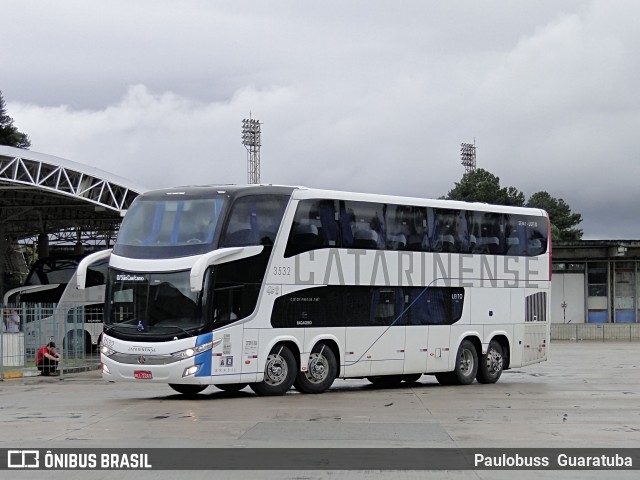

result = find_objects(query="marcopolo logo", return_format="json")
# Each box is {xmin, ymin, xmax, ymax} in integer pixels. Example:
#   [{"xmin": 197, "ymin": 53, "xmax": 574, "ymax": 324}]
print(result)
[{"xmin": 8, "ymin": 450, "xmax": 39, "ymax": 468}]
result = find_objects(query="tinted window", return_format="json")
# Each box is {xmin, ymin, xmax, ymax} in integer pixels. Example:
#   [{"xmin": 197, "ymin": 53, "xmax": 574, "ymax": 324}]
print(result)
[
  {"xmin": 432, "ymin": 209, "xmax": 469, "ymax": 253},
  {"xmin": 283, "ymin": 199, "xmax": 547, "ymax": 258},
  {"xmin": 271, "ymin": 286, "xmax": 464, "ymax": 328},
  {"xmin": 340, "ymin": 201, "xmax": 386, "ymax": 250},
  {"xmin": 210, "ymin": 248, "xmax": 272, "ymax": 328},
  {"xmin": 221, "ymin": 195, "xmax": 288, "ymax": 247},
  {"xmin": 469, "ymin": 212, "xmax": 504, "ymax": 254},
  {"xmin": 118, "ymin": 197, "xmax": 225, "ymax": 247},
  {"xmin": 387, "ymin": 205, "xmax": 430, "ymax": 251},
  {"xmin": 285, "ymin": 199, "xmax": 338, "ymax": 257},
  {"xmin": 400, "ymin": 287, "xmax": 465, "ymax": 325}
]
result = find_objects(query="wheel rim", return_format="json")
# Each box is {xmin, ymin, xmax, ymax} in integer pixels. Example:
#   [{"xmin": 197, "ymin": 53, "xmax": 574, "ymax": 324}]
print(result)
[
  {"xmin": 460, "ymin": 349, "xmax": 474, "ymax": 376},
  {"xmin": 68, "ymin": 332, "xmax": 82, "ymax": 352},
  {"xmin": 304, "ymin": 353, "xmax": 329, "ymax": 384},
  {"xmin": 486, "ymin": 348, "xmax": 503, "ymax": 375},
  {"xmin": 264, "ymin": 353, "xmax": 288, "ymax": 386}
]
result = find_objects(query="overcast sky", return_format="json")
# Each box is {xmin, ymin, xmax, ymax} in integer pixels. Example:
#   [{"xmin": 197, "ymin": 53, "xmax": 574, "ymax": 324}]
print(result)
[{"xmin": 2, "ymin": 0, "xmax": 639, "ymax": 239}]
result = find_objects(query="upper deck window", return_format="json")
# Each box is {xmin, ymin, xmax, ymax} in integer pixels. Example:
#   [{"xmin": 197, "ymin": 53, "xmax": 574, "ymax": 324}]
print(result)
[
  {"xmin": 220, "ymin": 195, "xmax": 289, "ymax": 247},
  {"xmin": 285, "ymin": 199, "xmax": 548, "ymax": 258},
  {"xmin": 114, "ymin": 196, "xmax": 226, "ymax": 258}
]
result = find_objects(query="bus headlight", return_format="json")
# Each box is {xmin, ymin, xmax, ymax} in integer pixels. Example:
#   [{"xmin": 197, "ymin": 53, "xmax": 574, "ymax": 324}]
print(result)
[
  {"xmin": 101, "ymin": 345, "xmax": 116, "ymax": 357},
  {"xmin": 171, "ymin": 341, "xmax": 214, "ymax": 360}
]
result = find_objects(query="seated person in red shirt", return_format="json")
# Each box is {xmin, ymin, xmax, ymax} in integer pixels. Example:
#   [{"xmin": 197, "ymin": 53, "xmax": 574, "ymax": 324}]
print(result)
[{"xmin": 36, "ymin": 341, "xmax": 61, "ymax": 376}]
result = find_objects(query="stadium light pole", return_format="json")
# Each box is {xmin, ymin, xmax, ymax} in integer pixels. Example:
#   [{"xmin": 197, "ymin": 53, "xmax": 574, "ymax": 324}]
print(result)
[
  {"xmin": 460, "ymin": 139, "xmax": 477, "ymax": 173},
  {"xmin": 242, "ymin": 116, "xmax": 262, "ymax": 184}
]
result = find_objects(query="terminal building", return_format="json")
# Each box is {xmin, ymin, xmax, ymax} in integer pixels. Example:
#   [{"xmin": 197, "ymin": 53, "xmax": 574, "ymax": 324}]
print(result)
[{"xmin": 552, "ymin": 240, "xmax": 640, "ymax": 324}]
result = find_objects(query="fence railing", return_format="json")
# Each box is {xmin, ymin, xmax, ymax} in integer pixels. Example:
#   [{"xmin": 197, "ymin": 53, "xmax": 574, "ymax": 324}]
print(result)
[
  {"xmin": 1, "ymin": 304, "xmax": 101, "ymax": 380},
  {"xmin": 551, "ymin": 323, "xmax": 640, "ymax": 342}
]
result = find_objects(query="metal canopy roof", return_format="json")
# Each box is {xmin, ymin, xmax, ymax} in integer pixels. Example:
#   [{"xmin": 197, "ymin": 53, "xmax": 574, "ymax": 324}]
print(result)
[{"xmin": 0, "ymin": 145, "xmax": 148, "ymax": 242}]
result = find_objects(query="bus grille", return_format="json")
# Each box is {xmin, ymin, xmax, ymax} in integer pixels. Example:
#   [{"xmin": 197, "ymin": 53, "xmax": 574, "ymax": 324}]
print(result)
[{"xmin": 525, "ymin": 292, "xmax": 547, "ymax": 322}]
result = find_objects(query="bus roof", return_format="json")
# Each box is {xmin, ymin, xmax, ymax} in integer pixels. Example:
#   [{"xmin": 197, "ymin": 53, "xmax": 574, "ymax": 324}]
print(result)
[{"xmin": 138, "ymin": 184, "xmax": 548, "ymax": 218}]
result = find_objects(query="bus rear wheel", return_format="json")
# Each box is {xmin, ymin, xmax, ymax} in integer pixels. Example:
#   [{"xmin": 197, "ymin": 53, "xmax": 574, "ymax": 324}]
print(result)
[
  {"xmin": 250, "ymin": 345, "xmax": 297, "ymax": 396},
  {"xmin": 169, "ymin": 384, "xmax": 207, "ymax": 396},
  {"xmin": 476, "ymin": 341, "xmax": 504, "ymax": 384},
  {"xmin": 64, "ymin": 330, "xmax": 91, "ymax": 354},
  {"xmin": 436, "ymin": 340, "xmax": 478, "ymax": 386},
  {"xmin": 294, "ymin": 343, "xmax": 337, "ymax": 394}
]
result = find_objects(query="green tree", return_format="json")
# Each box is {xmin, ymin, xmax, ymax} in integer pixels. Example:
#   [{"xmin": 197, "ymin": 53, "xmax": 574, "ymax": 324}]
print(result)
[
  {"xmin": 0, "ymin": 90, "xmax": 31, "ymax": 149},
  {"xmin": 526, "ymin": 191, "xmax": 583, "ymax": 241},
  {"xmin": 445, "ymin": 168, "xmax": 525, "ymax": 206}
]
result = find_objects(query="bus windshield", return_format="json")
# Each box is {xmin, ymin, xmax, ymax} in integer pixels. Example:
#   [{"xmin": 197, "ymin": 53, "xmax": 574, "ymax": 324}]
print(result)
[
  {"xmin": 115, "ymin": 196, "xmax": 226, "ymax": 258},
  {"xmin": 105, "ymin": 269, "xmax": 205, "ymax": 336},
  {"xmin": 24, "ymin": 256, "xmax": 83, "ymax": 286}
]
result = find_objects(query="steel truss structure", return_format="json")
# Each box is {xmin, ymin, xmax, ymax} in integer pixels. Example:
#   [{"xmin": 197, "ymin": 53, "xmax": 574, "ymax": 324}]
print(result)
[{"xmin": 0, "ymin": 145, "xmax": 147, "ymax": 244}]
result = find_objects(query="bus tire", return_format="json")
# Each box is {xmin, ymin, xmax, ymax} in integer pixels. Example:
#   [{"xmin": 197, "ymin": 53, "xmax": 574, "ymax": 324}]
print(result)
[
  {"xmin": 476, "ymin": 341, "xmax": 504, "ymax": 384},
  {"xmin": 435, "ymin": 372, "xmax": 456, "ymax": 385},
  {"xmin": 169, "ymin": 384, "xmax": 207, "ymax": 396},
  {"xmin": 214, "ymin": 383, "xmax": 248, "ymax": 392},
  {"xmin": 64, "ymin": 330, "xmax": 91, "ymax": 354},
  {"xmin": 250, "ymin": 345, "xmax": 297, "ymax": 396},
  {"xmin": 294, "ymin": 343, "xmax": 338, "ymax": 394},
  {"xmin": 367, "ymin": 375, "xmax": 403, "ymax": 388},
  {"xmin": 436, "ymin": 340, "xmax": 478, "ymax": 386},
  {"xmin": 452, "ymin": 339, "xmax": 478, "ymax": 385},
  {"xmin": 402, "ymin": 373, "xmax": 422, "ymax": 384}
]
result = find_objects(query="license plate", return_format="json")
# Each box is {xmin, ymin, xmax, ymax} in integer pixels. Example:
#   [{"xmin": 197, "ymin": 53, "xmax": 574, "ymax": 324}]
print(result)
[{"xmin": 134, "ymin": 370, "xmax": 152, "ymax": 380}]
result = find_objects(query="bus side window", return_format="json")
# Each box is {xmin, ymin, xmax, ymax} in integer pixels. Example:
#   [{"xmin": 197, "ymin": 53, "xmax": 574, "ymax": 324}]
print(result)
[
  {"xmin": 285, "ymin": 199, "xmax": 337, "ymax": 257},
  {"xmin": 370, "ymin": 289, "xmax": 398, "ymax": 325},
  {"xmin": 221, "ymin": 195, "xmax": 289, "ymax": 247},
  {"xmin": 403, "ymin": 287, "xmax": 465, "ymax": 325},
  {"xmin": 432, "ymin": 209, "xmax": 465, "ymax": 253},
  {"xmin": 386, "ymin": 205, "xmax": 411, "ymax": 250},
  {"xmin": 343, "ymin": 201, "xmax": 386, "ymax": 250},
  {"xmin": 525, "ymin": 216, "xmax": 547, "ymax": 256},
  {"xmin": 504, "ymin": 214, "xmax": 524, "ymax": 256},
  {"xmin": 470, "ymin": 212, "xmax": 504, "ymax": 255}
]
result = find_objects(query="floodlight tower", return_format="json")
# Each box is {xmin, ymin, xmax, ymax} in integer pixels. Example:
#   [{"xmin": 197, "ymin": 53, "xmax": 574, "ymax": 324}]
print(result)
[
  {"xmin": 460, "ymin": 139, "xmax": 477, "ymax": 173},
  {"xmin": 242, "ymin": 116, "xmax": 262, "ymax": 184}
]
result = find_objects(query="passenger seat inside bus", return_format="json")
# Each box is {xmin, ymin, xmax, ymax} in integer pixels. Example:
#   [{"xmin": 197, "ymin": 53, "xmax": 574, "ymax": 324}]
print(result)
[
  {"xmin": 353, "ymin": 228, "xmax": 379, "ymax": 249},
  {"xmin": 291, "ymin": 223, "xmax": 320, "ymax": 251},
  {"xmin": 386, "ymin": 233, "xmax": 407, "ymax": 250}
]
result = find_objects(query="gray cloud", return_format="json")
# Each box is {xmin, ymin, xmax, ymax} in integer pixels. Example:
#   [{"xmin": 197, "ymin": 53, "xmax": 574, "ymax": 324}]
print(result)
[{"xmin": 2, "ymin": 0, "xmax": 639, "ymax": 239}]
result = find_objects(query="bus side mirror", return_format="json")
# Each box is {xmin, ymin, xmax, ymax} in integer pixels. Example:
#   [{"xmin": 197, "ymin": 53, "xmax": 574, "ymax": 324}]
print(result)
[{"xmin": 77, "ymin": 249, "xmax": 112, "ymax": 290}]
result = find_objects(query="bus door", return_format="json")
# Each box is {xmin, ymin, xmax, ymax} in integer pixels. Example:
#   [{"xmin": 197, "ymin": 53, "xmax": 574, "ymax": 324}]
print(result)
[
  {"xmin": 344, "ymin": 288, "xmax": 405, "ymax": 377},
  {"xmin": 400, "ymin": 287, "xmax": 459, "ymax": 374}
]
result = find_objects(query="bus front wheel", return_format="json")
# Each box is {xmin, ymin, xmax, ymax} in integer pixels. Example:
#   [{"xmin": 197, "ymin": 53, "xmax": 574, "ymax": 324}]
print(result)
[
  {"xmin": 250, "ymin": 345, "xmax": 297, "ymax": 396},
  {"xmin": 402, "ymin": 373, "xmax": 422, "ymax": 384},
  {"xmin": 435, "ymin": 340, "xmax": 478, "ymax": 386},
  {"xmin": 215, "ymin": 383, "xmax": 248, "ymax": 392},
  {"xmin": 476, "ymin": 341, "xmax": 504, "ymax": 384},
  {"xmin": 294, "ymin": 343, "xmax": 337, "ymax": 394}
]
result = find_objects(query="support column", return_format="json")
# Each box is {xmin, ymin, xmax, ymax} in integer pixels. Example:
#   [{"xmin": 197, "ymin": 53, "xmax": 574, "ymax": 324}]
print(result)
[
  {"xmin": 0, "ymin": 226, "xmax": 6, "ymax": 300},
  {"xmin": 37, "ymin": 233, "xmax": 49, "ymax": 258}
]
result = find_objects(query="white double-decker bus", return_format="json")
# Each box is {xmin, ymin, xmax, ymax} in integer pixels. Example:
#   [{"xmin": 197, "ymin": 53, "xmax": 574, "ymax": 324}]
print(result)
[{"xmin": 78, "ymin": 185, "xmax": 551, "ymax": 396}]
